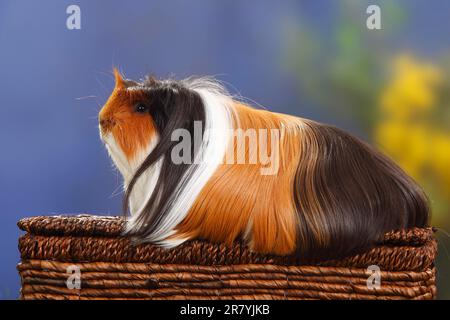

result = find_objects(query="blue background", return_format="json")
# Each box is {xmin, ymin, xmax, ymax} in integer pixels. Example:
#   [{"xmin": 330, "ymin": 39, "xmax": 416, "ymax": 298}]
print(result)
[{"xmin": 1, "ymin": 0, "xmax": 449, "ymax": 298}]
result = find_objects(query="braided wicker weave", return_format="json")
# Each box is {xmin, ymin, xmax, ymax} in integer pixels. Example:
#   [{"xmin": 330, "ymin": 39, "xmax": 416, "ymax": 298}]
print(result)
[{"xmin": 17, "ymin": 215, "xmax": 437, "ymax": 300}]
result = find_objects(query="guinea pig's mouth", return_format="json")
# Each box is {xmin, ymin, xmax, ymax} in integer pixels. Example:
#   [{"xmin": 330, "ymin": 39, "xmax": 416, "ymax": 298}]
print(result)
[
  {"xmin": 99, "ymin": 129, "xmax": 107, "ymax": 143},
  {"xmin": 99, "ymin": 126, "xmax": 114, "ymax": 148},
  {"xmin": 100, "ymin": 130, "xmax": 112, "ymax": 145}
]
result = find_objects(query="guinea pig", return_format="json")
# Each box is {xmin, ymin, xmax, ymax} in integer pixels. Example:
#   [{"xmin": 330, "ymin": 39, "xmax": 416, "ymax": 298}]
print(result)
[{"xmin": 99, "ymin": 68, "xmax": 429, "ymax": 261}]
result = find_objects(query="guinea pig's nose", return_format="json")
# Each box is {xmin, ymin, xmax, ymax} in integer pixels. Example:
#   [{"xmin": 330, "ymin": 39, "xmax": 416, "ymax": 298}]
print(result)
[{"xmin": 99, "ymin": 117, "xmax": 116, "ymax": 131}]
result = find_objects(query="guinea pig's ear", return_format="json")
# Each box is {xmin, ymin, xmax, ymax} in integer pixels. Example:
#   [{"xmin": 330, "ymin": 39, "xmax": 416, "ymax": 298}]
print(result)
[{"xmin": 113, "ymin": 68, "xmax": 125, "ymax": 90}]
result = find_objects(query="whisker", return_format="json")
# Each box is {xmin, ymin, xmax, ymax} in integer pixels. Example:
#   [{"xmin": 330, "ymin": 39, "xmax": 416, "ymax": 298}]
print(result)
[
  {"xmin": 76, "ymin": 95, "xmax": 98, "ymax": 100},
  {"xmin": 109, "ymin": 182, "xmax": 124, "ymax": 199},
  {"xmin": 435, "ymin": 231, "xmax": 450, "ymax": 266},
  {"xmin": 96, "ymin": 76, "xmax": 111, "ymax": 97},
  {"xmin": 94, "ymin": 69, "xmax": 115, "ymax": 79},
  {"xmin": 434, "ymin": 226, "xmax": 450, "ymax": 239}
]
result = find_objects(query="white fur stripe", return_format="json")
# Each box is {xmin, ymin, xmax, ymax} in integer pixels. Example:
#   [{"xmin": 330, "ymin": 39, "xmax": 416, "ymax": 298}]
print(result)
[
  {"xmin": 126, "ymin": 152, "xmax": 163, "ymax": 232},
  {"xmin": 102, "ymin": 131, "xmax": 162, "ymax": 230},
  {"xmin": 145, "ymin": 84, "xmax": 234, "ymax": 246}
]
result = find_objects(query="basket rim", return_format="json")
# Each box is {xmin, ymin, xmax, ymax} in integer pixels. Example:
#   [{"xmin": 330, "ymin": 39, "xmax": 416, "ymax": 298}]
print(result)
[
  {"xmin": 18, "ymin": 214, "xmax": 435, "ymax": 246},
  {"xmin": 17, "ymin": 214, "xmax": 437, "ymax": 271}
]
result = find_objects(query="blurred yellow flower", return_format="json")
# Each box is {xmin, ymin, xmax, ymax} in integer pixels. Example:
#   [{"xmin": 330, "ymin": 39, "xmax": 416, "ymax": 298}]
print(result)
[
  {"xmin": 430, "ymin": 133, "xmax": 450, "ymax": 194},
  {"xmin": 375, "ymin": 53, "xmax": 450, "ymax": 213},
  {"xmin": 380, "ymin": 54, "xmax": 442, "ymax": 119},
  {"xmin": 375, "ymin": 121, "xmax": 429, "ymax": 179}
]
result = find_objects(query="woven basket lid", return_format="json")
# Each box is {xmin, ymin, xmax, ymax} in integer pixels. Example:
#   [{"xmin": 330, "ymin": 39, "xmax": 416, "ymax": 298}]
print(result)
[{"xmin": 18, "ymin": 214, "xmax": 437, "ymax": 272}]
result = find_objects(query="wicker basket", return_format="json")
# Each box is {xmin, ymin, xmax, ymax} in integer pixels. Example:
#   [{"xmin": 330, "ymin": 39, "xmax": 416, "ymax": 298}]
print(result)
[{"xmin": 17, "ymin": 215, "xmax": 437, "ymax": 300}]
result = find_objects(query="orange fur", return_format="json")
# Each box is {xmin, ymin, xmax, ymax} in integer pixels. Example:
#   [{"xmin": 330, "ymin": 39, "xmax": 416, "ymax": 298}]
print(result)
[{"xmin": 175, "ymin": 102, "xmax": 302, "ymax": 255}]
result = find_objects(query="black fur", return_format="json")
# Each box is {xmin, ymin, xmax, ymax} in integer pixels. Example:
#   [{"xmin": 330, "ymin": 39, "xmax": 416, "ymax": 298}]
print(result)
[
  {"xmin": 123, "ymin": 77, "xmax": 206, "ymax": 239},
  {"xmin": 293, "ymin": 121, "xmax": 430, "ymax": 261}
]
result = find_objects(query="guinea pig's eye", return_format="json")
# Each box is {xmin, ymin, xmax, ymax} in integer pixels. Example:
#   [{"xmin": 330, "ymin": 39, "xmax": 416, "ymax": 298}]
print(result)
[{"xmin": 134, "ymin": 103, "xmax": 148, "ymax": 113}]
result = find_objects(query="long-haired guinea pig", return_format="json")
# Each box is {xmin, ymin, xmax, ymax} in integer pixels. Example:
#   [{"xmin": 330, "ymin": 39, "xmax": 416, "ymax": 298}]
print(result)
[{"xmin": 99, "ymin": 68, "xmax": 429, "ymax": 261}]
